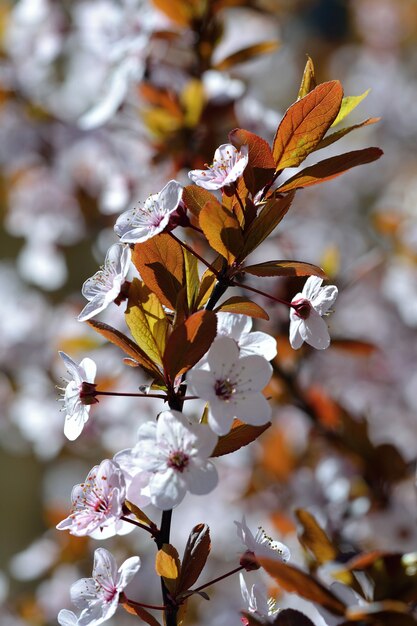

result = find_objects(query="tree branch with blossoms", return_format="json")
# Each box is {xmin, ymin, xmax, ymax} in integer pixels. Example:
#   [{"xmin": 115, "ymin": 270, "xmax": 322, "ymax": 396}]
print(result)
[{"xmin": 56, "ymin": 61, "xmax": 385, "ymax": 626}]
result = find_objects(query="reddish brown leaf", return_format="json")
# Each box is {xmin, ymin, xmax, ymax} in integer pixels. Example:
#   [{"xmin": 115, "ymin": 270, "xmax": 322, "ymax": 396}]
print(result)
[
  {"xmin": 177, "ymin": 524, "xmax": 211, "ymax": 593},
  {"xmin": 298, "ymin": 56, "xmax": 316, "ymax": 100},
  {"xmin": 133, "ymin": 233, "xmax": 184, "ymax": 310},
  {"xmin": 199, "ymin": 200, "xmax": 244, "ymax": 264},
  {"xmin": 229, "ymin": 128, "xmax": 276, "ymax": 192},
  {"xmin": 163, "ymin": 310, "xmax": 217, "ymax": 383},
  {"xmin": 182, "ymin": 185, "xmax": 215, "ymax": 218},
  {"xmin": 121, "ymin": 600, "xmax": 162, "ymax": 626},
  {"xmin": 242, "ymin": 261, "xmax": 326, "ymax": 278},
  {"xmin": 215, "ymin": 296, "xmax": 269, "ymax": 320},
  {"xmin": 276, "ymin": 147, "xmax": 383, "ymax": 192},
  {"xmin": 151, "ymin": 0, "xmax": 193, "ymax": 26},
  {"xmin": 316, "ymin": 117, "xmax": 380, "ymax": 151},
  {"xmin": 259, "ymin": 558, "xmax": 346, "ymax": 616},
  {"xmin": 273, "ymin": 608, "xmax": 317, "ymax": 626},
  {"xmin": 241, "ymin": 192, "xmax": 295, "ymax": 258},
  {"xmin": 211, "ymin": 419, "xmax": 271, "ymax": 457},
  {"xmin": 214, "ymin": 41, "xmax": 279, "ymax": 71},
  {"xmin": 331, "ymin": 339, "xmax": 377, "ymax": 356},
  {"xmin": 295, "ymin": 509, "xmax": 337, "ymax": 565},
  {"xmin": 86, "ymin": 319, "xmax": 161, "ymax": 379},
  {"xmin": 272, "ymin": 81, "xmax": 343, "ymax": 170},
  {"xmin": 346, "ymin": 602, "xmax": 417, "ymax": 625}
]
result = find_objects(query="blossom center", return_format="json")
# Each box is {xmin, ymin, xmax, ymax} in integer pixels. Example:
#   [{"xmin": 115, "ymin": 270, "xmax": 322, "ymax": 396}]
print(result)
[
  {"xmin": 168, "ymin": 450, "xmax": 189, "ymax": 473},
  {"xmin": 292, "ymin": 298, "xmax": 312, "ymax": 320},
  {"xmin": 214, "ymin": 378, "xmax": 236, "ymax": 401}
]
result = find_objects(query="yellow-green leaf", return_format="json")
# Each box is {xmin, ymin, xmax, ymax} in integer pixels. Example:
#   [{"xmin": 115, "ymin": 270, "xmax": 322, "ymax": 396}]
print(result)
[
  {"xmin": 331, "ymin": 89, "xmax": 370, "ymax": 127},
  {"xmin": 182, "ymin": 79, "xmax": 205, "ymax": 127},
  {"xmin": 214, "ymin": 40, "xmax": 279, "ymax": 71},
  {"xmin": 316, "ymin": 117, "xmax": 380, "ymax": 151},
  {"xmin": 125, "ymin": 500, "xmax": 155, "ymax": 529},
  {"xmin": 297, "ymin": 55, "xmax": 316, "ymax": 100},
  {"xmin": 272, "ymin": 81, "xmax": 343, "ymax": 171},
  {"xmin": 183, "ymin": 247, "xmax": 200, "ymax": 311},
  {"xmin": 199, "ymin": 199, "xmax": 244, "ymax": 264}
]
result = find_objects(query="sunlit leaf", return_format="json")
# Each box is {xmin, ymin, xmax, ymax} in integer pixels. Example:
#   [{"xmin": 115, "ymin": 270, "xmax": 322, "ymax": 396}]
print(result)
[
  {"xmin": 242, "ymin": 261, "xmax": 326, "ymax": 278},
  {"xmin": 183, "ymin": 185, "xmax": 215, "ymax": 218},
  {"xmin": 182, "ymin": 79, "xmax": 205, "ymax": 127},
  {"xmin": 211, "ymin": 419, "xmax": 271, "ymax": 457},
  {"xmin": 199, "ymin": 199, "xmax": 244, "ymax": 264},
  {"xmin": 295, "ymin": 509, "xmax": 337, "ymax": 565},
  {"xmin": 259, "ymin": 558, "xmax": 346, "ymax": 616},
  {"xmin": 316, "ymin": 117, "xmax": 380, "ymax": 151},
  {"xmin": 183, "ymin": 247, "xmax": 200, "ymax": 312},
  {"xmin": 133, "ymin": 233, "xmax": 184, "ymax": 310},
  {"xmin": 151, "ymin": 0, "xmax": 193, "ymax": 26},
  {"xmin": 214, "ymin": 40, "xmax": 279, "ymax": 71},
  {"xmin": 125, "ymin": 500, "xmax": 155, "ymax": 529},
  {"xmin": 276, "ymin": 147, "xmax": 383, "ymax": 192},
  {"xmin": 121, "ymin": 599, "xmax": 162, "ymax": 626},
  {"xmin": 331, "ymin": 89, "xmax": 370, "ymax": 127},
  {"xmin": 155, "ymin": 544, "xmax": 181, "ymax": 594},
  {"xmin": 272, "ymin": 81, "xmax": 343, "ymax": 171},
  {"xmin": 177, "ymin": 524, "xmax": 211, "ymax": 593},
  {"xmin": 241, "ymin": 192, "xmax": 295, "ymax": 258},
  {"xmin": 214, "ymin": 296, "xmax": 269, "ymax": 320},
  {"xmin": 298, "ymin": 56, "xmax": 316, "ymax": 100},
  {"xmin": 163, "ymin": 310, "xmax": 217, "ymax": 383},
  {"xmin": 229, "ymin": 127, "xmax": 276, "ymax": 193}
]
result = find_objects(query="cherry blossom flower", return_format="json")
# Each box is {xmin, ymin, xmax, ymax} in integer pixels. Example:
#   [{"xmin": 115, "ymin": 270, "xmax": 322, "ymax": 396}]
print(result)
[
  {"xmin": 235, "ymin": 516, "xmax": 290, "ymax": 569},
  {"xmin": 56, "ymin": 459, "xmax": 126, "ymax": 538},
  {"xmin": 58, "ymin": 610, "xmax": 79, "ymax": 626},
  {"xmin": 114, "ymin": 180, "xmax": 183, "ymax": 244},
  {"xmin": 239, "ymin": 573, "xmax": 278, "ymax": 623},
  {"xmin": 289, "ymin": 276, "xmax": 338, "ymax": 350},
  {"xmin": 64, "ymin": 547, "xmax": 140, "ymax": 626},
  {"xmin": 114, "ymin": 410, "xmax": 218, "ymax": 510},
  {"xmin": 78, "ymin": 243, "xmax": 131, "ymax": 322},
  {"xmin": 187, "ymin": 336, "xmax": 273, "ymax": 436},
  {"xmin": 188, "ymin": 143, "xmax": 249, "ymax": 190},
  {"xmin": 58, "ymin": 351, "xmax": 97, "ymax": 441},
  {"xmin": 212, "ymin": 312, "xmax": 277, "ymax": 361}
]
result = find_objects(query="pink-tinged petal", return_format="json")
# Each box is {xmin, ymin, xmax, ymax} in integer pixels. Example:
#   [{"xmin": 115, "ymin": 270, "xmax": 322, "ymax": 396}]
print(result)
[
  {"xmin": 64, "ymin": 411, "xmax": 88, "ymax": 441},
  {"xmin": 78, "ymin": 600, "xmax": 117, "ymax": 626},
  {"xmin": 58, "ymin": 609, "xmax": 79, "ymax": 626},
  {"xmin": 150, "ymin": 469, "xmax": 186, "ymax": 509},
  {"xmin": 71, "ymin": 578, "xmax": 97, "ymax": 608},
  {"xmin": 312, "ymin": 285, "xmax": 338, "ymax": 315},
  {"xmin": 302, "ymin": 312, "xmax": 331, "ymax": 349},
  {"xmin": 117, "ymin": 556, "xmax": 141, "ymax": 590},
  {"xmin": 185, "ymin": 462, "xmax": 218, "ymax": 495},
  {"xmin": 92, "ymin": 547, "xmax": 118, "ymax": 581},
  {"xmin": 289, "ymin": 317, "xmax": 304, "ymax": 349}
]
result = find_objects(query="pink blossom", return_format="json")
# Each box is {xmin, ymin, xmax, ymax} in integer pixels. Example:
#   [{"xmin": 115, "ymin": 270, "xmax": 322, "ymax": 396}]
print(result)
[{"xmin": 188, "ymin": 143, "xmax": 249, "ymax": 190}]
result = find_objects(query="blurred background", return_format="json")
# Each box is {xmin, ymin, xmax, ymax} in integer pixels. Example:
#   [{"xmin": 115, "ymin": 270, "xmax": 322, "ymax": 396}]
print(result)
[{"xmin": 1, "ymin": 1, "xmax": 416, "ymax": 625}]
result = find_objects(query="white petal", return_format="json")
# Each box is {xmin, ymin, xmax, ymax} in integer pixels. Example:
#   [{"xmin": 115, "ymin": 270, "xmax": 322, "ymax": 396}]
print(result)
[
  {"xmin": 238, "ymin": 331, "xmax": 277, "ymax": 360},
  {"xmin": 208, "ymin": 407, "xmax": 234, "ymax": 436},
  {"xmin": 289, "ymin": 317, "xmax": 304, "ymax": 349},
  {"xmin": 92, "ymin": 548, "xmax": 118, "ymax": 582},
  {"xmin": 71, "ymin": 578, "xmax": 97, "ymax": 608},
  {"xmin": 216, "ymin": 312, "xmax": 252, "ymax": 339},
  {"xmin": 231, "ymin": 392, "xmax": 272, "ymax": 425},
  {"xmin": 64, "ymin": 410, "xmax": 89, "ymax": 441},
  {"xmin": 79, "ymin": 357, "xmax": 97, "ymax": 383},
  {"xmin": 58, "ymin": 610, "xmax": 79, "ymax": 626},
  {"xmin": 59, "ymin": 352, "xmax": 82, "ymax": 383},
  {"xmin": 150, "ymin": 470, "xmax": 186, "ymax": 509},
  {"xmin": 312, "ymin": 285, "xmax": 338, "ymax": 315},
  {"xmin": 185, "ymin": 462, "xmax": 218, "ymax": 495},
  {"xmin": 302, "ymin": 276, "xmax": 323, "ymax": 300},
  {"xmin": 302, "ymin": 312, "xmax": 331, "ymax": 349},
  {"xmin": 207, "ymin": 336, "xmax": 240, "ymax": 373},
  {"xmin": 234, "ymin": 355, "xmax": 272, "ymax": 391},
  {"xmin": 77, "ymin": 297, "xmax": 107, "ymax": 322},
  {"xmin": 187, "ymin": 368, "xmax": 217, "ymax": 400},
  {"xmin": 117, "ymin": 556, "xmax": 141, "ymax": 590},
  {"xmin": 158, "ymin": 179, "xmax": 183, "ymax": 212}
]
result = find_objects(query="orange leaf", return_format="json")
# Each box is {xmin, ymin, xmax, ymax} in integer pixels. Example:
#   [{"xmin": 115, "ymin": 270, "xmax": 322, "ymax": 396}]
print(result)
[
  {"xmin": 272, "ymin": 81, "xmax": 343, "ymax": 171},
  {"xmin": 242, "ymin": 261, "xmax": 326, "ymax": 278},
  {"xmin": 241, "ymin": 192, "xmax": 295, "ymax": 258},
  {"xmin": 229, "ymin": 128, "xmax": 276, "ymax": 193},
  {"xmin": 295, "ymin": 509, "xmax": 337, "ymax": 565},
  {"xmin": 214, "ymin": 296, "xmax": 269, "ymax": 320},
  {"xmin": 199, "ymin": 199, "xmax": 244, "ymax": 264},
  {"xmin": 316, "ymin": 117, "xmax": 380, "ymax": 151},
  {"xmin": 133, "ymin": 233, "xmax": 184, "ymax": 310},
  {"xmin": 182, "ymin": 185, "xmax": 215, "ymax": 218},
  {"xmin": 163, "ymin": 310, "xmax": 217, "ymax": 383},
  {"xmin": 211, "ymin": 419, "xmax": 270, "ymax": 457},
  {"xmin": 276, "ymin": 147, "xmax": 383, "ymax": 192},
  {"xmin": 151, "ymin": 0, "xmax": 193, "ymax": 26},
  {"xmin": 214, "ymin": 40, "xmax": 279, "ymax": 71},
  {"xmin": 259, "ymin": 558, "xmax": 346, "ymax": 616},
  {"xmin": 297, "ymin": 56, "xmax": 317, "ymax": 100},
  {"xmin": 121, "ymin": 600, "xmax": 162, "ymax": 626},
  {"xmin": 331, "ymin": 339, "xmax": 377, "ymax": 356}
]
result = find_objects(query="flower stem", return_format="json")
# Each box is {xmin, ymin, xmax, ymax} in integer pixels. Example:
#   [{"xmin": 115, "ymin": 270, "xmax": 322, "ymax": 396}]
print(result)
[
  {"xmin": 230, "ymin": 279, "xmax": 296, "ymax": 308},
  {"xmin": 185, "ymin": 565, "xmax": 244, "ymax": 598},
  {"xmin": 120, "ymin": 515, "xmax": 157, "ymax": 536},
  {"xmin": 168, "ymin": 232, "xmax": 220, "ymax": 275},
  {"xmin": 96, "ymin": 390, "xmax": 168, "ymax": 399},
  {"xmin": 124, "ymin": 597, "xmax": 166, "ymax": 611}
]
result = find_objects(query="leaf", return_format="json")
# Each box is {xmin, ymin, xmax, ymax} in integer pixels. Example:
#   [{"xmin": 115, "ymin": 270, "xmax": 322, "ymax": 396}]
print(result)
[
  {"xmin": 214, "ymin": 40, "xmax": 279, "ymax": 71},
  {"xmin": 125, "ymin": 279, "xmax": 166, "ymax": 367},
  {"xmin": 183, "ymin": 246, "xmax": 200, "ymax": 312},
  {"xmin": 242, "ymin": 261, "xmax": 326, "ymax": 278},
  {"xmin": 199, "ymin": 199, "xmax": 244, "ymax": 264},
  {"xmin": 331, "ymin": 339, "xmax": 377, "ymax": 356},
  {"xmin": 331, "ymin": 89, "xmax": 370, "ymax": 127},
  {"xmin": 155, "ymin": 544, "xmax": 181, "ymax": 594},
  {"xmin": 177, "ymin": 524, "xmax": 211, "ymax": 593},
  {"xmin": 182, "ymin": 79, "xmax": 205, "ymax": 127},
  {"xmin": 121, "ymin": 599, "xmax": 162, "ymax": 626},
  {"xmin": 273, "ymin": 608, "xmax": 317, "ymax": 626},
  {"xmin": 295, "ymin": 509, "xmax": 337, "ymax": 565},
  {"xmin": 125, "ymin": 500, "xmax": 155, "ymax": 529},
  {"xmin": 229, "ymin": 128, "xmax": 276, "ymax": 193},
  {"xmin": 133, "ymin": 233, "xmax": 184, "ymax": 310},
  {"xmin": 241, "ymin": 192, "xmax": 295, "ymax": 258},
  {"xmin": 151, "ymin": 0, "xmax": 193, "ymax": 26},
  {"xmin": 195, "ymin": 267, "xmax": 218, "ymax": 309},
  {"xmin": 298, "ymin": 56, "xmax": 316, "ymax": 100},
  {"xmin": 276, "ymin": 147, "xmax": 383, "ymax": 192},
  {"xmin": 85, "ymin": 319, "xmax": 161, "ymax": 379},
  {"xmin": 316, "ymin": 117, "xmax": 380, "ymax": 151},
  {"xmin": 272, "ymin": 81, "xmax": 343, "ymax": 171},
  {"xmin": 259, "ymin": 558, "xmax": 346, "ymax": 616},
  {"xmin": 182, "ymin": 185, "xmax": 215, "ymax": 218},
  {"xmin": 211, "ymin": 419, "xmax": 271, "ymax": 457},
  {"xmin": 214, "ymin": 296, "xmax": 269, "ymax": 320},
  {"xmin": 163, "ymin": 310, "xmax": 217, "ymax": 383},
  {"xmin": 346, "ymin": 602, "xmax": 417, "ymax": 625}
]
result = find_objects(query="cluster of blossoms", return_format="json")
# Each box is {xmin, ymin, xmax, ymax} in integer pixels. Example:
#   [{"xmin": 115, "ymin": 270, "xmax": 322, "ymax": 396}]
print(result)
[{"xmin": 57, "ymin": 135, "xmax": 339, "ymax": 624}]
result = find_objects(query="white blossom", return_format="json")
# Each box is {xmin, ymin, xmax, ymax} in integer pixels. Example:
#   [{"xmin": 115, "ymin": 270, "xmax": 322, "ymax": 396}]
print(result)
[
  {"xmin": 58, "ymin": 610, "xmax": 79, "ymax": 626},
  {"xmin": 56, "ymin": 459, "xmax": 126, "ymax": 538},
  {"xmin": 58, "ymin": 351, "xmax": 97, "ymax": 441},
  {"xmin": 187, "ymin": 336, "xmax": 272, "ymax": 436},
  {"xmin": 78, "ymin": 243, "xmax": 131, "ymax": 322},
  {"xmin": 235, "ymin": 516, "xmax": 290, "ymax": 565},
  {"xmin": 188, "ymin": 143, "xmax": 249, "ymax": 190},
  {"xmin": 214, "ymin": 313, "xmax": 277, "ymax": 361},
  {"xmin": 66, "ymin": 548, "xmax": 140, "ymax": 626},
  {"xmin": 115, "ymin": 410, "xmax": 218, "ymax": 510},
  {"xmin": 289, "ymin": 276, "xmax": 338, "ymax": 350},
  {"xmin": 114, "ymin": 180, "xmax": 183, "ymax": 243},
  {"xmin": 239, "ymin": 573, "xmax": 278, "ymax": 622}
]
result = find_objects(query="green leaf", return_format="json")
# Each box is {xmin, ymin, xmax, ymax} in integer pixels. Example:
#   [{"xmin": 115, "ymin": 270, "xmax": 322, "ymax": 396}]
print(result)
[
  {"xmin": 331, "ymin": 89, "xmax": 370, "ymax": 127},
  {"xmin": 297, "ymin": 56, "xmax": 317, "ymax": 100},
  {"xmin": 242, "ymin": 260, "xmax": 326, "ymax": 278},
  {"xmin": 241, "ymin": 192, "xmax": 295, "ymax": 258},
  {"xmin": 272, "ymin": 81, "xmax": 343, "ymax": 171}
]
